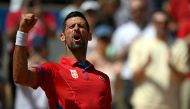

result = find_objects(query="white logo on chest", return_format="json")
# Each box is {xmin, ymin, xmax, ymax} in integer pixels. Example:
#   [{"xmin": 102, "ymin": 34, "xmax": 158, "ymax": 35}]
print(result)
[{"xmin": 70, "ymin": 70, "xmax": 79, "ymax": 79}]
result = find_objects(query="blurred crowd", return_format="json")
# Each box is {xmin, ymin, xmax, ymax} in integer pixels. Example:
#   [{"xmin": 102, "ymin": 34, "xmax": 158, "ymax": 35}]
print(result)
[{"xmin": 0, "ymin": 0, "xmax": 190, "ymax": 109}]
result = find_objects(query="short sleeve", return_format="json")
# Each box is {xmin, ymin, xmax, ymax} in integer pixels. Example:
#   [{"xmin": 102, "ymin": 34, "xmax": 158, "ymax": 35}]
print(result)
[
  {"xmin": 33, "ymin": 63, "xmax": 55, "ymax": 90},
  {"xmin": 171, "ymin": 40, "xmax": 190, "ymax": 74}
]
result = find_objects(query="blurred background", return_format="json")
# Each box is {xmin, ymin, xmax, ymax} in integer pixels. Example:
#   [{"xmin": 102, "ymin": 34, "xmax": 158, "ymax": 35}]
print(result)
[{"xmin": 0, "ymin": 0, "xmax": 190, "ymax": 109}]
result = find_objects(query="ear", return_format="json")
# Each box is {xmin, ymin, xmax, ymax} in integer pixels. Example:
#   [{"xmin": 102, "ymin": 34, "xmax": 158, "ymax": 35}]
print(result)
[
  {"xmin": 88, "ymin": 32, "xmax": 92, "ymax": 41},
  {"xmin": 60, "ymin": 33, "xmax": 65, "ymax": 42}
]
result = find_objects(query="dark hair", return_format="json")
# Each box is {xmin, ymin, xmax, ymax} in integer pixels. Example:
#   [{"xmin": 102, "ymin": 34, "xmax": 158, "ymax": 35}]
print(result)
[{"xmin": 62, "ymin": 11, "xmax": 90, "ymax": 32}]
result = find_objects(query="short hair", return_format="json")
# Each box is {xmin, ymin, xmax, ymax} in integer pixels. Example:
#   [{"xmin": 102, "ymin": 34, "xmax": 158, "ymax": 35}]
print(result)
[{"xmin": 62, "ymin": 11, "xmax": 90, "ymax": 32}]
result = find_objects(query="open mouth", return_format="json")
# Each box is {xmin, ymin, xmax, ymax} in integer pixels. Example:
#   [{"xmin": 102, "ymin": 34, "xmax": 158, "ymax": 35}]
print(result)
[{"xmin": 73, "ymin": 34, "xmax": 81, "ymax": 42}]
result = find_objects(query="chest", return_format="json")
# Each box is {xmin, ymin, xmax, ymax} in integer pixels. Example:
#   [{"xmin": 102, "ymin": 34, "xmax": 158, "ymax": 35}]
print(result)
[{"xmin": 54, "ymin": 66, "xmax": 108, "ymax": 98}]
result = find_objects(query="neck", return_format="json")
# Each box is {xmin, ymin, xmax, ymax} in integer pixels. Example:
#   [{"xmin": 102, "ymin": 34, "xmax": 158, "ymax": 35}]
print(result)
[
  {"xmin": 157, "ymin": 32, "xmax": 167, "ymax": 42},
  {"xmin": 65, "ymin": 46, "xmax": 87, "ymax": 62},
  {"xmin": 134, "ymin": 19, "xmax": 147, "ymax": 29},
  {"xmin": 157, "ymin": 31, "xmax": 168, "ymax": 42}
]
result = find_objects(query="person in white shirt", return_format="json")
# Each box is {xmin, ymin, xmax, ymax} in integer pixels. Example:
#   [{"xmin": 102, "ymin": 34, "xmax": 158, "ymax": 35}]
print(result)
[{"xmin": 111, "ymin": 0, "xmax": 156, "ymax": 108}]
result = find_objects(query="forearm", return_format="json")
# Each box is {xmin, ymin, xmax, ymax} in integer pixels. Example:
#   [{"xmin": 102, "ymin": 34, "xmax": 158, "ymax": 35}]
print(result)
[
  {"xmin": 133, "ymin": 70, "xmax": 145, "ymax": 85},
  {"xmin": 169, "ymin": 63, "xmax": 186, "ymax": 81},
  {"xmin": 13, "ymin": 46, "xmax": 34, "ymax": 86},
  {"xmin": 13, "ymin": 13, "xmax": 38, "ymax": 87},
  {"xmin": 132, "ymin": 63, "xmax": 148, "ymax": 84}
]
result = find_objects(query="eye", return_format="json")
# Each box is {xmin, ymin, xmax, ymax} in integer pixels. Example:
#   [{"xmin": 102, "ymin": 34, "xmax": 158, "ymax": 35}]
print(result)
[
  {"xmin": 79, "ymin": 24, "xmax": 88, "ymax": 30},
  {"xmin": 78, "ymin": 24, "xmax": 85, "ymax": 28},
  {"xmin": 69, "ymin": 24, "xmax": 75, "ymax": 29}
]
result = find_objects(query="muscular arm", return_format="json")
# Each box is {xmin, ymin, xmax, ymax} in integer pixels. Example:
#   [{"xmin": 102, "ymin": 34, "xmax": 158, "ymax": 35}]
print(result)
[
  {"xmin": 13, "ymin": 46, "xmax": 38, "ymax": 87},
  {"xmin": 13, "ymin": 13, "xmax": 38, "ymax": 87}
]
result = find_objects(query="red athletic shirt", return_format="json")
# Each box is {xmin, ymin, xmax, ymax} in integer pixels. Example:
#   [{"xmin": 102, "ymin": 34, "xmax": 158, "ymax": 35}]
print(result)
[{"xmin": 33, "ymin": 57, "xmax": 112, "ymax": 109}]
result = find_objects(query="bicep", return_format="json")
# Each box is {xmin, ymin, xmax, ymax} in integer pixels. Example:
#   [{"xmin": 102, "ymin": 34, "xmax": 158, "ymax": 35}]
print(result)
[
  {"xmin": 18, "ymin": 68, "xmax": 39, "ymax": 88},
  {"xmin": 27, "ymin": 68, "xmax": 39, "ymax": 88}
]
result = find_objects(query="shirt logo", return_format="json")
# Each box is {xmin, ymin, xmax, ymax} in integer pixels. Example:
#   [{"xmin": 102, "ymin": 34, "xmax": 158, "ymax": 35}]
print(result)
[
  {"xmin": 70, "ymin": 70, "xmax": 79, "ymax": 79},
  {"xmin": 99, "ymin": 76, "xmax": 105, "ymax": 81}
]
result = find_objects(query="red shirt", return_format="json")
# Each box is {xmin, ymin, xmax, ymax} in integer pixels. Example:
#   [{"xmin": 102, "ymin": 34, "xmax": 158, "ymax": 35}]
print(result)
[
  {"xmin": 169, "ymin": 0, "xmax": 190, "ymax": 23},
  {"xmin": 34, "ymin": 57, "xmax": 112, "ymax": 109},
  {"xmin": 6, "ymin": 10, "xmax": 22, "ymax": 32},
  {"xmin": 178, "ymin": 19, "xmax": 190, "ymax": 39}
]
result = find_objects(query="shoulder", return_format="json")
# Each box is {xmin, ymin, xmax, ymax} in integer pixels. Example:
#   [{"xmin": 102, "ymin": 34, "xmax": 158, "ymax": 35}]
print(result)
[
  {"xmin": 93, "ymin": 68, "xmax": 110, "ymax": 82},
  {"xmin": 87, "ymin": 60, "xmax": 110, "ymax": 79},
  {"xmin": 172, "ymin": 39, "xmax": 187, "ymax": 48},
  {"xmin": 171, "ymin": 39, "xmax": 188, "ymax": 55},
  {"xmin": 39, "ymin": 62, "xmax": 61, "ymax": 72},
  {"xmin": 131, "ymin": 37, "xmax": 152, "ymax": 47}
]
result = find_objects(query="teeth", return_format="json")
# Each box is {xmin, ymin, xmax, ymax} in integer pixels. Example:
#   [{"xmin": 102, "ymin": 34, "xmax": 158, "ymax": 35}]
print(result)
[{"xmin": 74, "ymin": 34, "xmax": 80, "ymax": 40}]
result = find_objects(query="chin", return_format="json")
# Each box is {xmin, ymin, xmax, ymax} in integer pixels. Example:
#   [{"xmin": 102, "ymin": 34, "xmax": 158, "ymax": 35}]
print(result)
[{"xmin": 70, "ymin": 43, "xmax": 83, "ymax": 50}]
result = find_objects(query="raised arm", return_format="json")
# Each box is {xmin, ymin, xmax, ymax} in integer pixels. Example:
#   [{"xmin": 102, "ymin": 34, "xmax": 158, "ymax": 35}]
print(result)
[{"xmin": 13, "ymin": 13, "xmax": 38, "ymax": 87}]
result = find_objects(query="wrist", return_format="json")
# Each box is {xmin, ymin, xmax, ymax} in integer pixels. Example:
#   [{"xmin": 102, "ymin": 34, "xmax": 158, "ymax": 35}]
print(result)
[
  {"xmin": 15, "ymin": 31, "xmax": 28, "ymax": 46},
  {"xmin": 18, "ymin": 27, "xmax": 29, "ymax": 33}
]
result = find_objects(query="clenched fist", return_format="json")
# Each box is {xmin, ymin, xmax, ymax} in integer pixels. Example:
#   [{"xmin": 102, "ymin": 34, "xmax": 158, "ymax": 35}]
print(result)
[{"xmin": 18, "ymin": 13, "xmax": 38, "ymax": 33}]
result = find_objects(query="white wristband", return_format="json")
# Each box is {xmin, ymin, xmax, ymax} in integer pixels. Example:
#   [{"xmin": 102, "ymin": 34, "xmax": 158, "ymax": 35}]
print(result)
[{"xmin": 15, "ymin": 31, "xmax": 28, "ymax": 46}]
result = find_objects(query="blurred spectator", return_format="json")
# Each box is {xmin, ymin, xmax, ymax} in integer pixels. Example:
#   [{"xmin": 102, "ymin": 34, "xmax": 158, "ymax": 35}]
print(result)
[
  {"xmin": 5, "ymin": 0, "xmax": 56, "ymax": 108},
  {"xmin": 114, "ymin": 0, "xmax": 155, "ymax": 27},
  {"xmin": 111, "ymin": 0, "xmax": 156, "ymax": 108},
  {"xmin": 0, "ymin": 79, "xmax": 6, "ymax": 109},
  {"xmin": 114, "ymin": 0, "xmax": 131, "ymax": 26},
  {"xmin": 5, "ymin": 0, "xmax": 25, "ymax": 107},
  {"xmin": 177, "ymin": 11, "xmax": 190, "ymax": 109},
  {"xmin": 96, "ymin": 0, "xmax": 120, "ymax": 29},
  {"xmin": 0, "ymin": 24, "xmax": 5, "ymax": 109},
  {"xmin": 15, "ymin": 36, "xmax": 49, "ymax": 109},
  {"xmin": 26, "ymin": 1, "xmax": 56, "ymax": 47},
  {"xmin": 59, "ymin": 0, "xmax": 84, "ymax": 29},
  {"xmin": 178, "ymin": 20, "xmax": 190, "ymax": 39},
  {"xmin": 80, "ymin": 0, "xmax": 100, "ymax": 54},
  {"xmin": 167, "ymin": 0, "xmax": 190, "ymax": 46},
  {"xmin": 112, "ymin": 0, "xmax": 155, "ymax": 58},
  {"xmin": 168, "ymin": 0, "xmax": 190, "ymax": 23},
  {"xmin": 80, "ymin": 0, "xmax": 100, "ymax": 31},
  {"xmin": 180, "ymin": 72, "xmax": 190, "ymax": 109},
  {"xmin": 180, "ymin": 73, "xmax": 190, "ymax": 109},
  {"xmin": 128, "ymin": 10, "xmax": 189, "ymax": 109},
  {"xmin": 9, "ymin": 0, "xmax": 23, "ymax": 12},
  {"xmin": 87, "ymin": 24, "xmax": 119, "ymax": 109}
]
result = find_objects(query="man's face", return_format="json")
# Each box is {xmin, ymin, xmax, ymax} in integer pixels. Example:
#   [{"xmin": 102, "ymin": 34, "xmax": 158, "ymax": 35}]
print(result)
[
  {"xmin": 130, "ymin": 0, "xmax": 146, "ymax": 22},
  {"xmin": 61, "ymin": 17, "xmax": 92, "ymax": 50},
  {"xmin": 153, "ymin": 12, "xmax": 168, "ymax": 33}
]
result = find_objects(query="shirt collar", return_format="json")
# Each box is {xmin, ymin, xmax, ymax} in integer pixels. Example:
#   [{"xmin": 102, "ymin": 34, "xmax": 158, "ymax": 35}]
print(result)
[{"xmin": 59, "ymin": 56, "xmax": 92, "ymax": 68}]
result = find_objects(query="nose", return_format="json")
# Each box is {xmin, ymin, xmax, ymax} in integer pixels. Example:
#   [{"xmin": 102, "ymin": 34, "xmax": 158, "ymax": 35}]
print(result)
[{"xmin": 73, "ymin": 24, "xmax": 79, "ymax": 31}]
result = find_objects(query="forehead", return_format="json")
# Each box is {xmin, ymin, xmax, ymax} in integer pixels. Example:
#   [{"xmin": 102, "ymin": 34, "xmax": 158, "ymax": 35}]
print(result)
[
  {"xmin": 153, "ymin": 13, "xmax": 167, "ymax": 22},
  {"xmin": 130, "ymin": 0, "xmax": 145, "ymax": 10},
  {"xmin": 66, "ymin": 17, "xmax": 86, "ymax": 25}
]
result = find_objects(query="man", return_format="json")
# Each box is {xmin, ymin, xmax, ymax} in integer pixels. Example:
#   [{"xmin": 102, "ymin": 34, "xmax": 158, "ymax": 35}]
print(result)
[
  {"xmin": 111, "ymin": 0, "xmax": 156, "ymax": 108},
  {"xmin": 128, "ymin": 10, "xmax": 189, "ymax": 109},
  {"xmin": 13, "ymin": 11, "xmax": 112, "ymax": 109}
]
